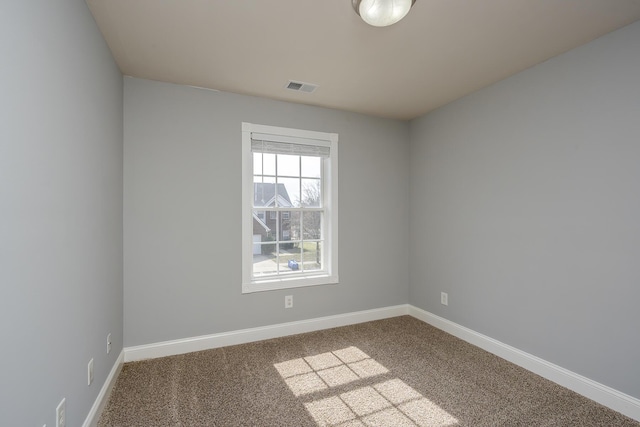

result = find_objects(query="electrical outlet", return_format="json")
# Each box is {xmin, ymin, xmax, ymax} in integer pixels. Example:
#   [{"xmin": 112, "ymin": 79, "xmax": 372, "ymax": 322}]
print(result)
[
  {"xmin": 88, "ymin": 358, "xmax": 94, "ymax": 386},
  {"xmin": 285, "ymin": 295, "xmax": 293, "ymax": 309},
  {"xmin": 107, "ymin": 333, "xmax": 112, "ymax": 354},
  {"xmin": 441, "ymin": 292, "xmax": 448, "ymax": 306},
  {"xmin": 56, "ymin": 398, "xmax": 66, "ymax": 427}
]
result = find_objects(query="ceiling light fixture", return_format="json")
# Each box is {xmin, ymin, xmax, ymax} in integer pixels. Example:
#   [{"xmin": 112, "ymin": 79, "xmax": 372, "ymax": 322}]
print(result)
[{"xmin": 352, "ymin": 0, "xmax": 416, "ymax": 27}]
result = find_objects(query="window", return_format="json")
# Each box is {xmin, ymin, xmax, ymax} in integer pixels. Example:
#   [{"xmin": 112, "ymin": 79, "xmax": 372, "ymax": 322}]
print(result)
[{"xmin": 242, "ymin": 122, "xmax": 338, "ymax": 293}]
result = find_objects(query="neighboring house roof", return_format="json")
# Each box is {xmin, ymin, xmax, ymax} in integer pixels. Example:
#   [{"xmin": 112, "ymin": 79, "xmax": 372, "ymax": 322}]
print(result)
[
  {"xmin": 253, "ymin": 183, "xmax": 293, "ymax": 207},
  {"xmin": 252, "ymin": 213, "xmax": 270, "ymax": 232}
]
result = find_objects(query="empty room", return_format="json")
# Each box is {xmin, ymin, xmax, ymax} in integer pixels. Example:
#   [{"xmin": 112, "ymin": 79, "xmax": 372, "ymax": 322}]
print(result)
[{"xmin": 2, "ymin": 1, "xmax": 639, "ymax": 426}]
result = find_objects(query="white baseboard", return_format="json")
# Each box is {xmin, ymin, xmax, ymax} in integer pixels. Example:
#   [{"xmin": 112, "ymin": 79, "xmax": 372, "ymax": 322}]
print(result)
[
  {"xmin": 82, "ymin": 349, "xmax": 124, "ymax": 427},
  {"xmin": 408, "ymin": 305, "xmax": 640, "ymax": 422},
  {"xmin": 124, "ymin": 304, "xmax": 410, "ymax": 362}
]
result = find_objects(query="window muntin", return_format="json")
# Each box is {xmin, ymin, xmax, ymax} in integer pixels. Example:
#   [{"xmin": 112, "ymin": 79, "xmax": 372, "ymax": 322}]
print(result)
[{"xmin": 242, "ymin": 123, "xmax": 338, "ymax": 293}]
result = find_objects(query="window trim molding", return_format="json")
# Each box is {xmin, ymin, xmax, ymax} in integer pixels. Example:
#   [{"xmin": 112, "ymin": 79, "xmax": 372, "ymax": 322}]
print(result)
[{"xmin": 241, "ymin": 122, "xmax": 339, "ymax": 293}]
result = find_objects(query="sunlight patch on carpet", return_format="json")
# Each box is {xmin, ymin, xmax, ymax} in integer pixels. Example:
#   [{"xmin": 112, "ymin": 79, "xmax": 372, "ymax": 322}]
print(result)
[{"xmin": 275, "ymin": 347, "xmax": 458, "ymax": 426}]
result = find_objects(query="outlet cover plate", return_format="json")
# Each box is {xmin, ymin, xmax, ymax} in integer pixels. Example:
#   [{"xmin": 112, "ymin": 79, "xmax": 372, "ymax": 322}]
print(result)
[
  {"xmin": 88, "ymin": 358, "xmax": 94, "ymax": 385},
  {"xmin": 441, "ymin": 292, "xmax": 448, "ymax": 306},
  {"xmin": 56, "ymin": 398, "xmax": 66, "ymax": 427}
]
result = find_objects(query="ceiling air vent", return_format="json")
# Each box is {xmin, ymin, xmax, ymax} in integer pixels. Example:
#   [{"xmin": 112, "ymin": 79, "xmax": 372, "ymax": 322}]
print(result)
[{"xmin": 285, "ymin": 80, "xmax": 318, "ymax": 93}]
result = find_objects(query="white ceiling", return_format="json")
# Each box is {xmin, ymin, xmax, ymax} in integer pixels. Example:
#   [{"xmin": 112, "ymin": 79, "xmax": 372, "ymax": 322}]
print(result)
[{"xmin": 86, "ymin": 0, "xmax": 640, "ymax": 120}]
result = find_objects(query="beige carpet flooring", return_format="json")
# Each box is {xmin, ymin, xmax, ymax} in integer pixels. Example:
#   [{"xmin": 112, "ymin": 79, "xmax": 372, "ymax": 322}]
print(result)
[{"xmin": 99, "ymin": 316, "xmax": 639, "ymax": 426}]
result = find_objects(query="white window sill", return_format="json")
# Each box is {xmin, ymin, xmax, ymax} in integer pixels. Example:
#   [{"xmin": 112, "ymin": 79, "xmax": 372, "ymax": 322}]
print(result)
[{"xmin": 242, "ymin": 274, "xmax": 339, "ymax": 294}]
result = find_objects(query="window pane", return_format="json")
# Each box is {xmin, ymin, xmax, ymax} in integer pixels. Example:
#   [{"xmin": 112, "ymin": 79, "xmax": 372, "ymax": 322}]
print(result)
[
  {"xmin": 263, "ymin": 153, "xmax": 276, "ymax": 176},
  {"xmin": 277, "ymin": 154, "xmax": 300, "ymax": 177},
  {"xmin": 253, "ymin": 210, "xmax": 274, "ymax": 248},
  {"xmin": 280, "ymin": 211, "xmax": 292, "ymax": 242},
  {"xmin": 301, "ymin": 179, "xmax": 321, "ymax": 207},
  {"xmin": 253, "ymin": 177, "xmax": 276, "ymax": 207},
  {"xmin": 303, "ymin": 211, "xmax": 322, "ymax": 240},
  {"xmin": 253, "ymin": 247, "xmax": 277, "ymax": 277},
  {"xmin": 289, "ymin": 211, "xmax": 301, "ymax": 241},
  {"xmin": 303, "ymin": 241, "xmax": 322, "ymax": 272},
  {"xmin": 279, "ymin": 243, "xmax": 303, "ymax": 274},
  {"xmin": 253, "ymin": 153, "xmax": 262, "ymax": 175},
  {"xmin": 278, "ymin": 177, "xmax": 300, "ymax": 208},
  {"xmin": 301, "ymin": 156, "xmax": 321, "ymax": 178}
]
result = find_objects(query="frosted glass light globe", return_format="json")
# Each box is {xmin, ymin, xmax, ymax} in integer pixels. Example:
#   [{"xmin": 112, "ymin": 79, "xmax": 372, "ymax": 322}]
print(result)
[{"xmin": 356, "ymin": 0, "xmax": 414, "ymax": 27}]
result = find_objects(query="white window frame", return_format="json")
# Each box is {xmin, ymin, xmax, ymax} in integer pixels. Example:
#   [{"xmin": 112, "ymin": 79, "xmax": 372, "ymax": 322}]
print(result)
[{"xmin": 242, "ymin": 122, "xmax": 339, "ymax": 293}]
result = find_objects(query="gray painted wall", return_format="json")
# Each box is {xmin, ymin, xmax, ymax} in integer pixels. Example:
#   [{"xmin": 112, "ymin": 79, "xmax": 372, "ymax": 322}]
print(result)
[
  {"xmin": 0, "ymin": 1, "xmax": 123, "ymax": 426},
  {"xmin": 123, "ymin": 78, "xmax": 409, "ymax": 347},
  {"xmin": 409, "ymin": 21, "xmax": 640, "ymax": 399}
]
